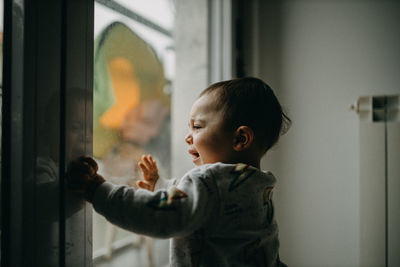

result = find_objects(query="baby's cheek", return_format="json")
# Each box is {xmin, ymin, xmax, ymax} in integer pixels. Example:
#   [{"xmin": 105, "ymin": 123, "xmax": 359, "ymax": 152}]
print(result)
[
  {"xmin": 197, "ymin": 136, "xmax": 219, "ymax": 155},
  {"xmin": 206, "ymin": 132, "xmax": 225, "ymax": 146}
]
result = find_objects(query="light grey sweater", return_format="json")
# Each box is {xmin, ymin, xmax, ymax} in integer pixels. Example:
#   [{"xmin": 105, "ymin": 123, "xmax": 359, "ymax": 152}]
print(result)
[{"xmin": 92, "ymin": 162, "xmax": 286, "ymax": 267}]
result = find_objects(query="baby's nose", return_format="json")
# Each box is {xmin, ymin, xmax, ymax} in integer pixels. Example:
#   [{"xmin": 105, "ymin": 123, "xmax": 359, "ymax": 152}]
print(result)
[{"xmin": 185, "ymin": 133, "xmax": 192, "ymax": 144}]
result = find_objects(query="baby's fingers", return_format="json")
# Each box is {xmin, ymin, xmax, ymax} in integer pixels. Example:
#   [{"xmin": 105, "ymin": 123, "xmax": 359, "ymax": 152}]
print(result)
[
  {"xmin": 139, "ymin": 155, "xmax": 157, "ymax": 171},
  {"xmin": 148, "ymin": 155, "xmax": 158, "ymax": 171},
  {"xmin": 141, "ymin": 155, "xmax": 154, "ymax": 167},
  {"xmin": 138, "ymin": 161, "xmax": 150, "ymax": 175},
  {"xmin": 79, "ymin": 156, "xmax": 98, "ymax": 173},
  {"xmin": 68, "ymin": 156, "xmax": 97, "ymax": 176},
  {"xmin": 143, "ymin": 155, "xmax": 158, "ymax": 173}
]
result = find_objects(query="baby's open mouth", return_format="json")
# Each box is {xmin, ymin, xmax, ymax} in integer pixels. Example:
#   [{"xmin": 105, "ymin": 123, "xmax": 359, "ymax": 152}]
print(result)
[{"xmin": 188, "ymin": 149, "xmax": 200, "ymax": 160}]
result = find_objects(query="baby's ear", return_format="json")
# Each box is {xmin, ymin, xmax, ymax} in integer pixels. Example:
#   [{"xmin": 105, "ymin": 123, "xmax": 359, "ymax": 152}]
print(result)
[{"xmin": 233, "ymin": 126, "xmax": 254, "ymax": 151}]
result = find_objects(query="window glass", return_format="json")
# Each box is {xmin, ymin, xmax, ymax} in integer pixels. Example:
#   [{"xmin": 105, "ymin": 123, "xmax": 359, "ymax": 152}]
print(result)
[{"xmin": 93, "ymin": 1, "xmax": 174, "ymax": 266}]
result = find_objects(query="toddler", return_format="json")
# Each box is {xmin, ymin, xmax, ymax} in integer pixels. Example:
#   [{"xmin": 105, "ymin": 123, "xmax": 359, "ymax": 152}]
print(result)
[{"xmin": 67, "ymin": 77, "xmax": 290, "ymax": 266}]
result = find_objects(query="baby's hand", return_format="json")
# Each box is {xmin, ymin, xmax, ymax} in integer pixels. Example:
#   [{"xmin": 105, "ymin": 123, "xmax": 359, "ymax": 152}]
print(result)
[
  {"xmin": 137, "ymin": 155, "xmax": 159, "ymax": 192},
  {"xmin": 66, "ymin": 156, "xmax": 105, "ymax": 202}
]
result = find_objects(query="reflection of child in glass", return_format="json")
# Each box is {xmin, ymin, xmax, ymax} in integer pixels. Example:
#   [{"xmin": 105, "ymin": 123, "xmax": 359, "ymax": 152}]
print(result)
[{"xmin": 67, "ymin": 77, "xmax": 291, "ymax": 266}]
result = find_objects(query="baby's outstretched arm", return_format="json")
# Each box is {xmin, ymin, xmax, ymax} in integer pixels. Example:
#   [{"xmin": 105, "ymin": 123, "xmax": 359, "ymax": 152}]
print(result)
[
  {"xmin": 66, "ymin": 156, "xmax": 105, "ymax": 202},
  {"xmin": 137, "ymin": 155, "xmax": 159, "ymax": 192}
]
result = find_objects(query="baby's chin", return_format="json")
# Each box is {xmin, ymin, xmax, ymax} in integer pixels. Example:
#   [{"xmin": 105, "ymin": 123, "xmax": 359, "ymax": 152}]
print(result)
[{"xmin": 193, "ymin": 157, "xmax": 202, "ymax": 166}]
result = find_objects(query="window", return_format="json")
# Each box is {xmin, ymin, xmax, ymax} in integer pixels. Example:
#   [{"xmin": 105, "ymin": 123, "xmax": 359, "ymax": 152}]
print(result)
[{"xmin": 93, "ymin": 1, "xmax": 174, "ymax": 265}]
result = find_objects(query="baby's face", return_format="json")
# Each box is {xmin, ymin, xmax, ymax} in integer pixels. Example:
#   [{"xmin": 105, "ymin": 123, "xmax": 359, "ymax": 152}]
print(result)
[{"xmin": 185, "ymin": 93, "xmax": 235, "ymax": 166}]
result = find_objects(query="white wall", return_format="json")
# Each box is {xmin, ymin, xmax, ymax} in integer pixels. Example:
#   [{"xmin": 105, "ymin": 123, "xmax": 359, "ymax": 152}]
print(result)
[{"xmin": 257, "ymin": 1, "xmax": 400, "ymax": 266}]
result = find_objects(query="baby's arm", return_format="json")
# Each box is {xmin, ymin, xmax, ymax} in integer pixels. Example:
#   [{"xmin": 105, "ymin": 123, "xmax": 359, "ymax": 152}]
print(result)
[
  {"xmin": 92, "ymin": 168, "xmax": 217, "ymax": 238},
  {"xmin": 137, "ymin": 155, "xmax": 159, "ymax": 192}
]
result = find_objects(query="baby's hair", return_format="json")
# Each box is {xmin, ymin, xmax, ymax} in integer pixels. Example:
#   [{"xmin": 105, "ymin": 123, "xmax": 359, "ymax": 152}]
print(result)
[{"xmin": 200, "ymin": 77, "xmax": 291, "ymax": 153}]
